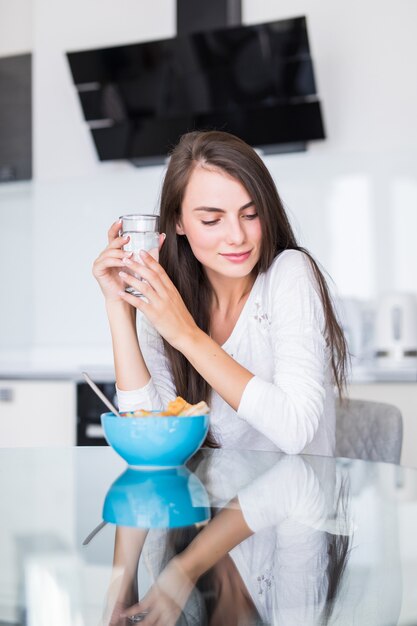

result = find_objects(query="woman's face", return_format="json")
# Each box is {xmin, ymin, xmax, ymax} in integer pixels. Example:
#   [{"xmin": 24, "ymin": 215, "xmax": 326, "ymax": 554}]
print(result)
[{"xmin": 177, "ymin": 166, "xmax": 262, "ymax": 281}]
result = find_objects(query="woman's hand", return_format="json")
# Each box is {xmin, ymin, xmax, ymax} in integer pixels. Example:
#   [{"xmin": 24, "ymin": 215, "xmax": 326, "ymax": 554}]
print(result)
[
  {"xmin": 100, "ymin": 577, "xmax": 139, "ymax": 626},
  {"xmin": 118, "ymin": 251, "xmax": 199, "ymax": 351},
  {"xmin": 93, "ymin": 220, "xmax": 131, "ymax": 303},
  {"xmin": 120, "ymin": 558, "xmax": 195, "ymax": 626}
]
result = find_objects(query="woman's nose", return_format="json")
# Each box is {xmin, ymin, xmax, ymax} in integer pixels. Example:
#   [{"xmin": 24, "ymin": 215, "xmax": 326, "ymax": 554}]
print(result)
[{"xmin": 226, "ymin": 219, "xmax": 246, "ymax": 245}]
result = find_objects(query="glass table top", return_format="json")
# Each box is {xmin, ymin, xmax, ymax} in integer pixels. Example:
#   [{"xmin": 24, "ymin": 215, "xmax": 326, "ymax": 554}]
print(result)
[{"xmin": 1, "ymin": 446, "xmax": 416, "ymax": 625}]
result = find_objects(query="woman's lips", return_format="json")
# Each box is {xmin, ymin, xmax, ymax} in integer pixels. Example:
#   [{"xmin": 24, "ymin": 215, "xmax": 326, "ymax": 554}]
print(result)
[{"xmin": 220, "ymin": 251, "xmax": 252, "ymax": 263}]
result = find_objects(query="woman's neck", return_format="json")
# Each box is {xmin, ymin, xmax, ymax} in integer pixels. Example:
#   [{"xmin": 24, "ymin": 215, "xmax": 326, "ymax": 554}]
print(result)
[{"xmin": 208, "ymin": 270, "xmax": 257, "ymax": 316}]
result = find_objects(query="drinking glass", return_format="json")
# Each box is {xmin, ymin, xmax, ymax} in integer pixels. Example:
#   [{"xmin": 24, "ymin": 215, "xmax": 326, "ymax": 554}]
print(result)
[{"xmin": 119, "ymin": 214, "xmax": 160, "ymax": 297}]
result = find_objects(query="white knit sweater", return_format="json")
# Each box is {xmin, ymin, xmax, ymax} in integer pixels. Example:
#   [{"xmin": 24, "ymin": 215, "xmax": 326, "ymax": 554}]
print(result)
[{"xmin": 117, "ymin": 249, "xmax": 336, "ymax": 456}]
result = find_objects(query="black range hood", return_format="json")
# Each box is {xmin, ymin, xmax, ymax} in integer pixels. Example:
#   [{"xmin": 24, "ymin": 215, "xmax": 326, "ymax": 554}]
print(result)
[{"xmin": 66, "ymin": 15, "xmax": 325, "ymax": 165}]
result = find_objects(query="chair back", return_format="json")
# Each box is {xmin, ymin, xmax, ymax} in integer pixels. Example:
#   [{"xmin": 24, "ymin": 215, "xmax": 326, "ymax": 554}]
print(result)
[{"xmin": 335, "ymin": 398, "xmax": 403, "ymax": 464}]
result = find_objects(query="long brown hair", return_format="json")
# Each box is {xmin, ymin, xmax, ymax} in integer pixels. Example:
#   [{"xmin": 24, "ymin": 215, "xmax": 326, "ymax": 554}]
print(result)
[{"xmin": 159, "ymin": 130, "xmax": 348, "ymax": 446}]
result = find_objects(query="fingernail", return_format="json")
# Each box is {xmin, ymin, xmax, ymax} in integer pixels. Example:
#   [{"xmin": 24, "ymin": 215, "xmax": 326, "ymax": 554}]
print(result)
[
  {"xmin": 119, "ymin": 271, "xmax": 127, "ymax": 277},
  {"xmin": 123, "ymin": 257, "xmax": 132, "ymax": 265},
  {"xmin": 139, "ymin": 249, "xmax": 148, "ymax": 258}
]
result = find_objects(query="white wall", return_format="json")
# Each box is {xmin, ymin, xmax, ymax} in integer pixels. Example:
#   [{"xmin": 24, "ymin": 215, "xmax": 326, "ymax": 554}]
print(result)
[
  {"xmin": 0, "ymin": 0, "xmax": 416, "ymax": 362},
  {"xmin": 0, "ymin": 0, "xmax": 32, "ymax": 56}
]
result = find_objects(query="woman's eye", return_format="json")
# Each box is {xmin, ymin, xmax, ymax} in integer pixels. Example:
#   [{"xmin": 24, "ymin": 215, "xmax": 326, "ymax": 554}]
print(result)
[
  {"xmin": 243, "ymin": 213, "xmax": 258, "ymax": 220},
  {"xmin": 201, "ymin": 219, "xmax": 220, "ymax": 226}
]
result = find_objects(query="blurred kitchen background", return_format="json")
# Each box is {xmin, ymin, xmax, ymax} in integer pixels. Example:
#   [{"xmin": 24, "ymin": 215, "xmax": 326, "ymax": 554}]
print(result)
[{"xmin": 1, "ymin": 0, "xmax": 417, "ymax": 465}]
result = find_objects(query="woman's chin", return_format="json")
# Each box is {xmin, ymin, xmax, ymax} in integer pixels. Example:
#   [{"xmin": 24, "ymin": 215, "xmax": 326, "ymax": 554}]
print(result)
[{"xmin": 206, "ymin": 263, "xmax": 257, "ymax": 282}]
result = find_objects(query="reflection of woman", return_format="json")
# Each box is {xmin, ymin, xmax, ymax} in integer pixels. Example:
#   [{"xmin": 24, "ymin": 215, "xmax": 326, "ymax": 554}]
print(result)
[
  {"xmin": 93, "ymin": 130, "xmax": 347, "ymax": 455},
  {"xmin": 118, "ymin": 455, "xmax": 351, "ymax": 626}
]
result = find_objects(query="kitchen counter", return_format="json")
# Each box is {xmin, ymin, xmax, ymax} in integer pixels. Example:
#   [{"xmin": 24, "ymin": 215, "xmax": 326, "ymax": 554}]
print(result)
[
  {"xmin": 1, "ymin": 350, "xmax": 417, "ymax": 383},
  {"xmin": 0, "ymin": 348, "xmax": 115, "ymax": 382},
  {"xmin": 350, "ymin": 362, "xmax": 417, "ymax": 382},
  {"xmin": 0, "ymin": 363, "xmax": 115, "ymax": 382}
]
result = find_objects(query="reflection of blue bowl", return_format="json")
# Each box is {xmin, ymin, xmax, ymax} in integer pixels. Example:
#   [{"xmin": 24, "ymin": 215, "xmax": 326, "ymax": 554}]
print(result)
[
  {"xmin": 101, "ymin": 412, "xmax": 209, "ymax": 469},
  {"xmin": 103, "ymin": 466, "xmax": 211, "ymax": 529}
]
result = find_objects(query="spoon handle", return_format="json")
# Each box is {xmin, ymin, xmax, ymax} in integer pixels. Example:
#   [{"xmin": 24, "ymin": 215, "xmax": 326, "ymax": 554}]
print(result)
[
  {"xmin": 81, "ymin": 371, "xmax": 122, "ymax": 417},
  {"xmin": 82, "ymin": 520, "xmax": 107, "ymax": 545}
]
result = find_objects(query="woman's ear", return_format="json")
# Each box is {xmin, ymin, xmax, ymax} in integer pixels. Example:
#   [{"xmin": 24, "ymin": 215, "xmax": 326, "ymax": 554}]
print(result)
[{"xmin": 176, "ymin": 221, "xmax": 185, "ymax": 236}]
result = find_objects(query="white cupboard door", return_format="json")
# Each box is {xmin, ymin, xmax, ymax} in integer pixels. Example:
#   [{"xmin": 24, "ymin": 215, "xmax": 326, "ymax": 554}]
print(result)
[{"xmin": 0, "ymin": 380, "xmax": 76, "ymax": 446}]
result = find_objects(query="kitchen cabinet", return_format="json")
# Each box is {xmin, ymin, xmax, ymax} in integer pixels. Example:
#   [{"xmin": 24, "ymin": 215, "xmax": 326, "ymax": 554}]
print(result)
[
  {"xmin": 0, "ymin": 380, "xmax": 76, "ymax": 446},
  {"xmin": 348, "ymin": 383, "xmax": 417, "ymax": 468}
]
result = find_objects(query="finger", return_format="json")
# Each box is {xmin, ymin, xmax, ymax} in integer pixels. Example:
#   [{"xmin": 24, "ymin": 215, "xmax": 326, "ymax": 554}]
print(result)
[
  {"xmin": 120, "ymin": 601, "xmax": 151, "ymax": 619},
  {"xmin": 119, "ymin": 270, "xmax": 160, "ymax": 310},
  {"xmin": 97, "ymin": 249, "xmax": 130, "ymax": 263},
  {"xmin": 118, "ymin": 288, "xmax": 149, "ymax": 309},
  {"xmin": 120, "ymin": 256, "xmax": 164, "ymax": 283},
  {"xmin": 138, "ymin": 251, "xmax": 172, "ymax": 288},
  {"xmin": 118, "ymin": 273, "xmax": 158, "ymax": 302},
  {"xmin": 93, "ymin": 257, "xmax": 126, "ymax": 279},
  {"xmin": 139, "ymin": 611, "xmax": 157, "ymax": 626},
  {"xmin": 107, "ymin": 219, "xmax": 122, "ymax": 243},
  {"xmin": 93, "ymin": 256, "xmax": 126, "ymax": 273},
  {"xmin": 139, "ymin": 250, "xmax": 160, "ymax": 268},
  {"xmin": 108, "ymin": 234, "xmax": 131, "ymax": 250},
  {"xmin": 121, "ymin": 261, "xmax": 163, "ymax": 289}
]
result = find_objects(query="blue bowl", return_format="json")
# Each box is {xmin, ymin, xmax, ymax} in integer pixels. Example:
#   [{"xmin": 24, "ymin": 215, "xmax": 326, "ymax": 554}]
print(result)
[
  {"xmin": 100, "ymin": 411, "xmax": 209, "ymax": 469},
  {"xmin": 103, "ymin": 466, "xmax": 211, "ymax": 528}
]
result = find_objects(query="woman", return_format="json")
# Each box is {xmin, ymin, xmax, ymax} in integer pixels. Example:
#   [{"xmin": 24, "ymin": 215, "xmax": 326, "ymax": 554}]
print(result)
[{"xmin": 93, "ymin": 130, "xmax": 347, "ymax": 455}]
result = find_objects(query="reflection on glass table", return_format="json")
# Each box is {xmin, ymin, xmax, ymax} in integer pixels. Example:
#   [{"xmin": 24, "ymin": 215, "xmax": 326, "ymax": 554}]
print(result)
[
  {"xmin": 102, "ymin": 466, "xmax": 210, "ymax": 530},
  {"xmin": 0, "ymin": 447, "xmax": 416, "ymax": 625},
  {"xmin": 103, "ymin": 453, "xmax": 354, "ymax": 626}
]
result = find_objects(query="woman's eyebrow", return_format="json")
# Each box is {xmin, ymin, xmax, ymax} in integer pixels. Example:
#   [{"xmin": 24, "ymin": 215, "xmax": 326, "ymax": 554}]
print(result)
[{"xmin": 193, "ymin": 201, "xmax": 254, "ymax": 213}]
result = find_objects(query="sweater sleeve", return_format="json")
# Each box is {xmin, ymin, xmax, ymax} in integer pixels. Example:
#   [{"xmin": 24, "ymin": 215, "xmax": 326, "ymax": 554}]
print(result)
[
  {"xmin": 237, "ymin": 455, "xmax": 327, "ymax": 533},
  {"xmin": 116, "ymin": 315, "xmax": 177, "ymax": 413},
  {"xmin": 237, "ymin": 252, "xmax": 328, "ymax": 454}
]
